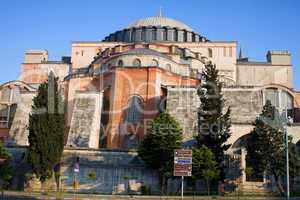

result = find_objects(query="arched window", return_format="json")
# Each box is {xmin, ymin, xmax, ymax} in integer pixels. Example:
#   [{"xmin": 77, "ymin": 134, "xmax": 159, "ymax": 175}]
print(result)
[
  {"xmin": 117, "ymin": 60, "xmax": 124, "ymax": 67},
  {"xmin": 151, "ymin": 59, "xmax": 159, "ymax": 66},
  {"xmin": 133, "ymin": 58, "xmax": 141, "ymax": 67},
  {"xmin": 0, "ymin": 105, "xmax": 9, "ymax": 128},
  {"xmin": 125, "ymin": 96, "xmax": 143, "ymax": 123},
  {"xmin": 208, "ymin": 48, "xmax": 213, "ymax": 58},
  {"xmin": 264, "ymin": 88, "xmax": 293, "ymax": 109}
]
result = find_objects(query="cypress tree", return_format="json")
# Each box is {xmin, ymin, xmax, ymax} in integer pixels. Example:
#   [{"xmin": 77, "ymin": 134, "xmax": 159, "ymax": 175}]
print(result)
[
  {"xmin": 196, "ymin": 62, "xmax": 231, "ymax": 181},
  {"xmin": 28, "ymin": 72, "xmax": 65, "ymax": 187}
]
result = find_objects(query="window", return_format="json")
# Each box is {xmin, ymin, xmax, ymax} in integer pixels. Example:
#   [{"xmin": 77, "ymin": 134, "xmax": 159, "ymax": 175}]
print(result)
[
  {"xmin": 125, "ymin": 96, "xmax": 143, "ymax": 123},
  {"xmin": 0, "ymin": 105, "xmax": 9, "ymax": 128},
  {"xmin": 165, "ymin": 64, "xmax": 172, "ymax": 71},
  {"xmin": 208, "ymin": 48, "xmax": 213, "ymax": 58},
  {"xmin": 280, "ymin": 90, "xmax": 293, "ymax": 109},
  {"xmin": 151, "ymin": 59, "xmax": 159, "ymax": 66},
  {"xmin": 264, "ymin": 88, "xmax": 293, "ymax": 109},
  {"xmin": 118, "ymin": 60, "xmax": 124, "ymax": 67},
  {"xmin": 0, "ymin": 85, "xmax": 22, "ymax": 128},
  {"xmin": 265, "ymin": 89, "xmax": 279, "ymax": 107},
  {"xmin": 229, "ymin": 47, "xmax": 233, "ymax": 57},
  {"xmin": 133, "ymin": 58, "xmax": 141, "ymax": 67}
]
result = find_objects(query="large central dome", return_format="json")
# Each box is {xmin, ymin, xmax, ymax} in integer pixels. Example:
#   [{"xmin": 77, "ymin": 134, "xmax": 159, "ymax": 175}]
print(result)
[
  {"xmin": 103, "ymin": 16, "xmax": 207, "ymax": 43},
  {"xmin": 127, "ymin": 16, "xmax": 193, "ymax": 32}
]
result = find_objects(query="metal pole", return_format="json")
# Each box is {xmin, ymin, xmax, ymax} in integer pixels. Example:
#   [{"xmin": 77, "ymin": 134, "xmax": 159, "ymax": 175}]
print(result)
[
  {"xmin": 181, "ymin": 176, "xmax": 184, "ymax": 200},
  {"xmin": 74, "ymin": 173, "xmax": 76, "ymax": 200},
  {"xmin": 285, "ymin": 108, "xmax": 290, "ymax": 200}
]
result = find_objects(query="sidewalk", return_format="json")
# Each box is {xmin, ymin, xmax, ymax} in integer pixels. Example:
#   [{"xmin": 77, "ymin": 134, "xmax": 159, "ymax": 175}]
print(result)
[{"xmin": 2, "ymin": 191, "xmax": 300, "ymax": 200}]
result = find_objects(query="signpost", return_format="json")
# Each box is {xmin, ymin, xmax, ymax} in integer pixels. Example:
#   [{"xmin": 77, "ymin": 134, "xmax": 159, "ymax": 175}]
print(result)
[
  {"xmin": 174, "ymin": 149, "xmax": 192, "ymax": 200},
  {"xmin": 73, "ymin": 157, "xmax": 80, "ymax": 200}
]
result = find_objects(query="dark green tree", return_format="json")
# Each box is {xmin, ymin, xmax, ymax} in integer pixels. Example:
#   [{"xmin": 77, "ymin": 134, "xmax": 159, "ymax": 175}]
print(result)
[
  {"xmin": 28, "ymin": 72, "xmax": 65, "ymax": 189},
  {"xmin": 0, "ymin": 140, "xmax": 13, "ymax": 189},
  {"xmin": 138, "ymin": 112, "xmax": 182, "ymax": 194},
  {"xmin": 246, "ymin": 100, "xmax": 300, "ymax": 196},
  {"xmin": 192, "ymin": 145, "xmax": 219, "ymax": 196},
  {"xmin": 196, "ymin": 62, "xmax": 231, "ymax": 181}
]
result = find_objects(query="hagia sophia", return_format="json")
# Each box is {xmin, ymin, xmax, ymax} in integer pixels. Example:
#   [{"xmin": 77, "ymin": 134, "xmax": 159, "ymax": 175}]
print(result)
[{"xmin": 0, "ymin": 15, "xmax": 299, "ymax": 193}]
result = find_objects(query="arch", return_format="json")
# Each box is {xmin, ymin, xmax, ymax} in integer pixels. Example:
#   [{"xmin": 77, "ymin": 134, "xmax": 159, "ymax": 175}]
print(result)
[
  {"xmin": 231, "ymin": 133, "xmax": 263, "ymax": 182},
  {"xmin": 262, "ymin": 84, "xmax": 295, "ymax": 98},
  {"xmin": 219, "ymin": 76, "xmax": 236, "ymax": 87},
  {"xmin": 125, "ymin": 95, "xmax": 143, "ymax": 123},
  {"xmin": 132, "ymin": 58, "xmax": 141, "ymax": 67},
  {"xmin": 0, "ymin": 80, "xmax": 36, "ymax": 92},
  {"xmin": 208, "ymin": 48, "xmax": 213, "ymax": 58},
  {"xmin": 151, "ymin": 59, "xmax": 159, "ymax": 67},
  {"xmin": 262, "ymin": 85, "xmax": 294, "ymax": 109},
  {"xmin": 231, "ymin": 134, "xmax": 251, "ymax": 150},
  {"xmin": 117, "ymin": 60, "xmax": 124, "ymax": 67}
]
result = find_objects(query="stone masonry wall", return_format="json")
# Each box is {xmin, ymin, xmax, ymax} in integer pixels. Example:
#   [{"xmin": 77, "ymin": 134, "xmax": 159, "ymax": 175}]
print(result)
[
  {"xmin": 8, "ymin": 92, "xmax": 36, "ymax": 146},
  {"xmin": 7, "ymin": 147, "xmax": 160, "ymax": 194},
  {"xmin": 67, "ymin": 92, "xmax": 102, "ymax": 148},
  {"xmin": 223, "ymin": 88, "xmax": 263, "ymax": 124},
  {"xmin": 166, "ymin": 87, "xmax": 264, "ymax": 140},
  {"xmin": 166, "ymin": 87, "xmax": 200, "ymax": 140}
]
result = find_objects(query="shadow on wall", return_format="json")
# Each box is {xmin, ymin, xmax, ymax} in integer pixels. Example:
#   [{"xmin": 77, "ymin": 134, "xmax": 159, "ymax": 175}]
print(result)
[
  {"xmin": 118, "ymin": 95, "xmax": 164, "ymax": 150},
  {"xmin": 60, "ymin": 149, "xmax": 160, "ymax": 194}
]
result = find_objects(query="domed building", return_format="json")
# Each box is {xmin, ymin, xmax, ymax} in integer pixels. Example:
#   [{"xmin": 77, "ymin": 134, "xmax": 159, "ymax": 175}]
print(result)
[{"xmin": 1, "ymin": 16, "xmax": 300, "ymax": 193}]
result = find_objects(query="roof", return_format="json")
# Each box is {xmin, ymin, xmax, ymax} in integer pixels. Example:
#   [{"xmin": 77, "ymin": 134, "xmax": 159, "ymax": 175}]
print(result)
[
  {"xmin": 127, "ymin": 16, "xmax": 193, "ymax": 31},
  {"xmin": 121, "ymin": 48, "xmax": 169, "ymax": 59}
]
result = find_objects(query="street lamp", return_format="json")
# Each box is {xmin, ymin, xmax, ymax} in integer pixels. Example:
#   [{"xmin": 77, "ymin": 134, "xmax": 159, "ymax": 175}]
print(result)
[{"xmin": 282, "ymin": 108, "xmax": 293, "ymax": 200}]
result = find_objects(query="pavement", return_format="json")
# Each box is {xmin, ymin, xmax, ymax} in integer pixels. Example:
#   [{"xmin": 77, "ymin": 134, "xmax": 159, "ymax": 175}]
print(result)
[{"xmin": 1, "ymin": 191, "xmax": 300, "ymax": 200}]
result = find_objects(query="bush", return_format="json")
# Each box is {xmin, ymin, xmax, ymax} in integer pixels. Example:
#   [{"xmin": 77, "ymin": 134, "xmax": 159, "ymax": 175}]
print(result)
[
  {"xmin": 141, "ymin": 184, "xmax": 151, "ymax": 195},
  {"xmin": 87, "ymin": 171, "xmax": 97, "ymax": 181},
  {"xmin": 0, "ymin": 140, "xmax": 13, "ymax": 189}
]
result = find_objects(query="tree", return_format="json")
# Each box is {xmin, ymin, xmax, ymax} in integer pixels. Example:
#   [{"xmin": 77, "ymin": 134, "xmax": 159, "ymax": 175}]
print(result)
[
  {"xmin": 138, "ymin": 112, "xmax": 182, "ymax": 194},
  {"xmin": 28, "ymin": 72, "xmax": 65, "ymax": 190},
  {"xmin": 246, "ymin": 100, "xmax": 300, "ymax": 196},
  {"xmin": 196, "ymin": 62, "xmax": 231, "ymax": 181},
  {"xmin": 192, "ymin": 145, "xmax": 219, "ymax": 196},
  {"xmin": 0, "ymin": 140, "xmax": 13, "ymax": 189}
]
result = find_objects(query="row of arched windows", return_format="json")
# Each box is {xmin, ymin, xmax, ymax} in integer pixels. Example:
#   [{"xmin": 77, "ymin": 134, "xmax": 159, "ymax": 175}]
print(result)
[{"xmin": 114, "ymin": 59, "xmax": 173, "ymax": 70}]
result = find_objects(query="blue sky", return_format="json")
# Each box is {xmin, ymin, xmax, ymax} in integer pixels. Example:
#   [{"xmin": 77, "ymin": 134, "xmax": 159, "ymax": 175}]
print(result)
[{"xmin": 0, "ymin": 0, "xmax": 299, "ymax": 90}]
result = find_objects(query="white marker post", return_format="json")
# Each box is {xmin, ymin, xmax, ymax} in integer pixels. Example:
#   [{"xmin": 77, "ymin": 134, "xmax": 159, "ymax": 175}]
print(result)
[{"xmin": 181, "ymin": 176, "xmax": 184, "ymax": 200}]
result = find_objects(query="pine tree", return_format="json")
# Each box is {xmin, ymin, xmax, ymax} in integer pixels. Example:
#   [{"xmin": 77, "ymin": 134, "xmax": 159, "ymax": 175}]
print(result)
[
  {"xmin": 246, "ymin": 100, "xmax": 300, "ymax": 196},
  {"xmin": 28, "ymin": 72, "xmax": 65, "ymax": 188},
  {"xmin": 196, "ymin": 62, "xmax": 231, "ymax": 181},
  {"xmin": 138, "ymin": 112, "xmax": 182, "ymax": 194}
]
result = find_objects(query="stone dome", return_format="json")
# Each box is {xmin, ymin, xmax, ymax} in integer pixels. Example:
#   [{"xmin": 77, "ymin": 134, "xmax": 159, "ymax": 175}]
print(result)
[
  {"xmin": 103, "ymin": 16, "xmax": 208, "ymax": 43},
  {"xmin": 127, "ymin": 16, "xmax": 193, "ymax": 32}
]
